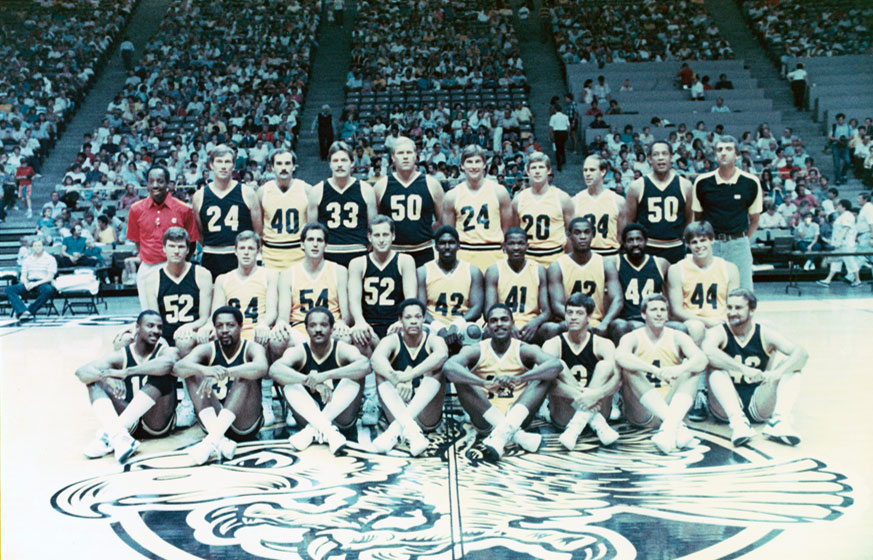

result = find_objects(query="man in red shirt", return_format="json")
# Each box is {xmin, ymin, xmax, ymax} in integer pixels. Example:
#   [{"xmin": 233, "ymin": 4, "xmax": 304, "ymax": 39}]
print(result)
[
  {"xmin": 15, "ymin": 157, "xmax": 36, "ymax": 219},
  {"xmin": 127, "ymin": 165, "xmax": 199, "ymax": 309}
]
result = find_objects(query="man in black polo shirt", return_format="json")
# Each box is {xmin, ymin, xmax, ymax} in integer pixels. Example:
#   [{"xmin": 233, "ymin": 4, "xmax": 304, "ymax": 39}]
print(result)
[{"xmin": 691, "ymin": 136, "xmax": 762, "ymax": 291}]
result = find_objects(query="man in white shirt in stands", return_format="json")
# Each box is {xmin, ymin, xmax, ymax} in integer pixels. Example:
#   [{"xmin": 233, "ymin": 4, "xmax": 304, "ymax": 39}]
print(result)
[
  {"xmin": 856, "ymin": 192, "xmax": 873, "ymax": 269},
  {"xmin": 7, "ymin": 239, "xmax": 57, "ymax": 321},
  {"xmin": 818, "ymin": 199, "xmax": 861, "ymax": 288},
  {"xmin": 758, "ymin": 203, "xmax": 787, "ymax": 230},
  {"xmin": 549, "ymin": 106, "xmax": 570, "ymax": 173}
]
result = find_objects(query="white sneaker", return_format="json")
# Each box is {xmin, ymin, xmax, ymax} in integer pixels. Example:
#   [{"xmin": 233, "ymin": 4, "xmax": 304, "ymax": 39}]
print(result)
[
  {"xmin": 512, "ymin": 429, "xmax": 542, "ymax": 452},
  {"xmin": 676, "ymin": 424, "xmax": 699, "ymax": 449},
  {"xmin": 558, "ymin": 422, "xmax": 585, "ymax": 450},
  {"xmin": 175, "ymin": 397, "xmax": 197, "ymax": 428},
  {"xmin": 288, "ymin": 425, "xmax": 316, "ymax": 451},
  {"xmin": 324, "ymin": 427, "xmax": 347, "ymax": 454},
  {"xmin": 285, "ymin": 408, "xmax": 297, "ymax": 427},
  {"xmin": 361, "ymin": 400, "xmax": 380, "ymax": 426},
  {"xmin": 651, "ymin": 430, "xmax": 676, "ymax": 454},
  {"xmin": 217, "ymin": 437, "xmax": 237, "ymax": 461},
  {"xmin": 729, "ymin": 418, "xmax": 756, "ymax": 447},
  {"xmin": 110, "ymin": 432, "xmax": 140, "ymax": 464},
  {"xmin": 403, "ymin": 424, "xmax": 430, "ymax": 457},
  {"xmin": 83, "ymin": 432, "xmax": 113, "ymax": 459},
  {"xmin": 26, "ymin": 210, "xmax": 32, "ymax": 219},
  {"xmin": 261, "ymin": 401, "xmax": 276, "ymax": 426},
  {"xmin": 482, "ymin": 423, "xmax": 517, "ymax": 460},
  {"xmin": 593, "ymin": 422, "xmax": 620, "ymax": 446},
  {"xmin": 187, "ymin": 440, "xmax": 216, "ymax": 465},
  {"xmin": 762, "ymin": 416, "xmax": 801, "ymax": 446},
  {"xmin": 372, "ymin": 425, "xmax": 401, "ymax": 454}
]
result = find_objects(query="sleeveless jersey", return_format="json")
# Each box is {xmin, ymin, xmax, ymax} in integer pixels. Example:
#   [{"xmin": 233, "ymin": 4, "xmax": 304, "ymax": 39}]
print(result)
[
  {"xmin": 208, "ymin": 339, "xmax": 249, "ymax": 402},
  {"xmin": 637, "ymin": 173, "xmax": 687, "ymax": 248},
  {"xmin": 574, "ymin": 189, "xmax": 622, "ymax": 253},
  {"xmin": 474, "ymin": 338, "xmax": 526, "ymax": 412},
  {"xmin": 424, "ymin": 259, "xmax": 472, "ymax": 326},
  {"xmin": 634, "ymin": 327, "xmax": 681, "ymax": 390},
  {"xmin": 220, "ymin": 267, "xmax": 268, "ymax": 340},
  {"xmin": 261, "ymin": 179, "xmax": 308, "ymax": 268},
  {"xmin": 200, "ymin": 182, "xmax": 254, "ymax": 251},
  {"xmin": 362, "ymin": 253, "xmax": 405, "ymax": 328},
  {"xmin": 122, "ymin": 341, "xmax": 166, "ymax": 400},
  {"xmin": 515, "ymin": 187, "xmax": 567, "ymax": 260},
  {"xmin": 287, "ymin": 260, "xmax": 343, "ymax": 325},
  {"xmin": 496, "ymin": 259, "xmax": 541, "ymax": 328},
  {"xmin": 454, "ymin": 180, "xmax": 503, "ymax": 250},
  {"xmin": 379, "ymin": 172, "xmax": 436, "ymax": 252},
  {"xmin": 317, "ymin": 178, "xmax": 368, "ymax": 255},
  {"xmin": 558, "ymin": 332, "xmax": 599, "ymax": 388},
  {"xmin": 556, "ymin": 253, "xmax": 605, "ymax": 325},
  {"xmin": 391, "ymin": 332, "xmax": 432, "ymax": 390},
  {"xmin": 157, "ymin": 264, "xmax": 200, "ymax": 343},
  {"xmin": 722, "ymin": 323, "xmax": 771, "ymax": 386},
  {"xmin": 678, "ymin": 256, "xmax": 731, "ymax": 319},
  {"xmin": 617, "ymin": 254, "xmax": 664, "ymax": 321}
]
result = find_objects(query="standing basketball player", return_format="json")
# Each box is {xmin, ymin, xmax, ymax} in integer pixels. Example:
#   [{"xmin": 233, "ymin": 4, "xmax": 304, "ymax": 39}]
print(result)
[
  {"xmin": 259, "ymin": 149, "xmax": 310, "ymax": 270},
  {"xmin": 308, "ymin": 141, "xmax": 377, "ymax": 267},
  {"xmin": 76, "ymin": 310, "xmax": 179, "ymax": 464},
  {"xmin": 375, "ymin": 137, "xmax": 444, "ymax": 267},
  {"xmin": 442, "ymin": 144, "xmax": 513, "ymax": 272},
  {"xmin": 574, "ymin": 155, "xmax": 626, "ymax": 256},
  {"xmin": 193, "ymin": 144, "xmax": 263, "ymax": 278},
  {"xmin": 370, "ymin": 299, "xmax": 449, "ymax": 455},
  {"xmin": 624, "ymin": 141, "xmax": 693, "ymax": 263}
]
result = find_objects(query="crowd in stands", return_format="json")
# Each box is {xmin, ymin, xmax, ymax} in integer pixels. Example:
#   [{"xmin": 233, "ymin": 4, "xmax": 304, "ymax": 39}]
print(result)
[
  {"xmin": 0, "ymin": 0, "xmax": 135, "ymax": 220},
  {"xmin": 743, "ymin": 0, "xmax": 873, "ymax": 58},
  {"xmin": 548, "ymin": 0, "xmax": 734, "ymax": 67},
  {"xmin": 54, "ymin": 0, "xmax": 321, "ymax": 211}
]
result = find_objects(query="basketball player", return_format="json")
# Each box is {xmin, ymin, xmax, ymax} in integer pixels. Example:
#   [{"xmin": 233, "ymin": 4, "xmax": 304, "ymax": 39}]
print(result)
[
  {"xmin": 624, "ymin": 141, "xmax": 693, "ymax": 263},
  {"xmin": 443, "ymin": 303, "xmax": 563, "ymax": 461},
  {"xmin": 208, "ymin": 231, "xmax": 279, "ymax": 424},
  {"xmin": 269, "ymin": 307, "xmax": 370, "ymax": 454},
  {"xmin": 375, "ymin": 137, "xmax": 444, "ymax": 267},
  {"xmin": 418, "ymin": 225, "xmax": 484, "ymax": 350},
  {"xmin": 547, "ymin": 217, "xmax": 623, "ymax": 338},
  {"xmin": 308, "ymin": 141, "xmax": 377, "ymax": 267},
  {"xmin": 574, "ymin": 155, "xmax": 626, "ymax": 256},
  {"xmin": 174, "ymin": 306, "xmax": 269, "ymax": 465},
  {"xmin": 192, "ymin": 144, "xmax": 263, "ymax": 278},
  {"xmin": 274, "ymin": 222, "xmax": 351, "ymax": 353},
  {"xmin": 370, "ymin": 299, "xmax": 449, "ymax": 455},
  {"xmin": 259, "ymin": 149, "xmax": 310, "ymax": 269},
  {"xmin": 442, "ymin": 144, "xmax": 513, "ymax": 272},
  {"xmin": 76, "ymin": 310, "xmax": 179, "ymax": 464},
  {"xmin": 616, "ymin": 295, "xmax": 707, "ymax": 454},
  {"xmin": 543, "ymin": 293, "xmax": 620, "ymax": 450},
  {"xmin": 703, "ymin": 289, "xmax": 807, "ymax": 446},
  {"xmin": 608, "ymin": 224, "xmax": 672, "ymax": 341},
  {"xmin": 484, "ymin": 227, "xmax": 551, "ymax": 342},
  {"xmin": 512, "ymin": 152, "xmax": 574, "ymax": 266}
]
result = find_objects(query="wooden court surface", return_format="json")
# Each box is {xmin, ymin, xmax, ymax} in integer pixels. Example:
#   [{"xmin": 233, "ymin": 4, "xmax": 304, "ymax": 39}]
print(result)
[{"xmin": 1, "ymin": 296, "xmax": 871, "ymax": 559}]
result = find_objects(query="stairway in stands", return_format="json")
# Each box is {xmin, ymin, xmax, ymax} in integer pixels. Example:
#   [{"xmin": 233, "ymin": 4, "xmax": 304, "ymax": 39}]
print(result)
[{"xmin": 293, "ymin": 5, "xmax": 355, "ymax": 185}]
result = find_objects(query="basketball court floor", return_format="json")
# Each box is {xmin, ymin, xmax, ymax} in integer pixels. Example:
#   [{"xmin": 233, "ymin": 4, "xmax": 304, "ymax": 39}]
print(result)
[{"xmin": 1, "ymin": 289, "xmax": 871, "ymax": 559}]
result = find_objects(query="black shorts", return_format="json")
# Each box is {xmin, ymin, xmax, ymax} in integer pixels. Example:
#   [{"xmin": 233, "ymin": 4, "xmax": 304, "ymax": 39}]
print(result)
[
  {"xmin": 371, "ymin": 322, "xmax": 392, "ymax": 339},
  {"xmin": 398, "ymin": 245, "xmax": 435, "ymax": 268},
  {"xmin": 131, "ymin": 411, "xmax": 176, "ymax": 439},
  {"xmin": 325, "ymin": 249, "xmax": 368, "ymax": 268},
  {"xmin": 648, "ymin": 244, "xmax": 686, "ymax": 264},
  {"xmin": 198, "ymin": 412, "xmax": 264, "ymax": 443},
  {"xmin": 710, "ymin": 382, "xmax": 765, "ymax": 423},
  {"xmin": 201, "ymin": 252, "xmax": 238, "ymax": 279}
]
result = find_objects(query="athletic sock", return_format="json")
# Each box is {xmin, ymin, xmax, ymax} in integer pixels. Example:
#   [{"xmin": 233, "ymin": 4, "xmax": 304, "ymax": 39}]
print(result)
[
  {"xmin": 708, "ymin": 370, "xmax": 745, "ymax": 423},
  {"xmin": 662, "ymin": 393, "xmax": 693, "ymax": 436},
  {"xmin": 261, "ymin": 378, "xmax": 274, "ymax": 405},
  {"xmin": 378, "ymin": 381, "xmax": 416, "ymax": 430},
  {"xmin": 639, "ymin": 389, "xmax": 670, "ymax": 421},
  {"xmin": 198, "ymin": 407, "xmax": 219, "ymax": 433},
  {"xmin": 483, "ymin": 406, "xmax": 504, "ymax": 427},
  {"xmin": 117, "ymin": 391, "xmax": 156, "ymax": 430},
  {"xmin": 773, "ymin": 372, "xmax": 801, "ymax": 419},
  {"xmin": 321, "ymin": 378, "xmax": 361, "ymax": 422},
  {"xmin": 283, "ymin": 384, "xmax": 335, "ymax": 434},
  {"xmin": 588, "ymin": 413, "xmax": 610, "ymax": 432},
  {"xmin": 504, "ymin": 404, "xmax": 530, "ymax": 431},
  {"xmin": 204, "ymin": 409, "xmax": 236, "ymax": 443},
  {"xmin": 92, "ymin": 397, "xmax": 126, "ymax": 436},
  {"xmin": 567, "ymin": 408, "xmax": 594, "ymax": 430}
]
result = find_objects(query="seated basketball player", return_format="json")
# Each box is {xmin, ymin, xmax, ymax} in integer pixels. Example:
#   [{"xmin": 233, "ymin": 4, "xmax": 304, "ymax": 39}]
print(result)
[
  {"xmin": 703, "ymin": 289, "xmax": 807, "ymax": 446},
  {"xmin": 443, "ymin": 303, "xmax": 562, "ymax": 461},
  {"xmin": 543, "ymin": 293, "xmax": 620, "ymax": 450},
  {"xmin": 370, "ymin": 299, "xmax": 449, "ymax": 455},
  {"xmin": 269, "ymin": 307, "xmax": 370, "ymax": 454},
  {"xmin": 173, "ymin": 306, "xmax": 269, "ymax": 465},
  {"xmin": 616, "ymin": 295, "xmax": 707, "ymax": 454},
  {"xmin": 76, "ymin": 310, "xmax": 179, "ymax": 464},
  {"xmin": 484, "ymin": 227, "xmax": 551, "ymax": 342},
  {"xmin": 418, "ymin": 225, "xmax": 484, "ymax": 352}
]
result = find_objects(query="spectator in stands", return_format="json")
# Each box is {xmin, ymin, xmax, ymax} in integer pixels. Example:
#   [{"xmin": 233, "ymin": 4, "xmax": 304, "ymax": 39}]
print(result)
[
  {"xmin": 585, "ymin": 100, "xmax": 603, "ymax": 117},
  {"xmin": 689, "ymin": 75, "xmax": 704, "ymax": 101},
  {"xmin": 606, "ymin": 100, "xmax": 623, "ymax": 115},
  {"xmin": 590, "ymin": 114, "xmax": 609, "ymax": 130},
  {"xmin": 59, "ymin": 224, "xmax": 99, "ymax": 268},
  {"xmin": 677, "ymin": 63, "xmax": 695, "ymax": 88},
  {"xmin": 786, "ymin": 63, "xmax": 809, "ymax": 110},
  {"xmin": 593, "ymin": 75, "xmax": 611, "ymax": 103},
  {"xmin": 793, "ymin": 184, "xmax": 818, "ymax": 210},
  {"xmin": 857, "ymin": 192, "xmax": 873, "ymax": 268},
  {"xmin": 794, "ymin": 213, "xmax": 821, "ymax": 269},
  {"xmin": 549, "ymin": 105, "xmax": 570, "ymax": 172},
  {"xmin": 818, "ymin": 199, "xmax": 861, "ymax": 287},
  {"xmin": 42, "ymin": 191, "xmax": 67, "ymax": 220},
  {"xmin": 829, "ymin": 113, "xmax": 853, "ymax": 185},
  {"xmin": 7, "ymin": 239, "xmax": 56, "ymax": 321},
  {"xmin": 564, "ymin": 94, "xmax": 579, "ymax": 154},
  {"xmin": 95, "ymin": 215, "xmax": 118, "ymax": 245},
  {"xmin": 118, "ymin": 184, "xmax": 141, "ymax": 210},
  {"xmin": 15, "ymin": 157, "xmax": 36, "ymax": 219},
  {"xmin": 715, "ymin": 73, "xmax": 734, "ymax": 90},
  {"xmin": 759, "ymin": 202, "xmax": 788, "ymax": 230},
  {"xmin": 710, "ymin": 97, "xmax": 731, "ymax": 113}
]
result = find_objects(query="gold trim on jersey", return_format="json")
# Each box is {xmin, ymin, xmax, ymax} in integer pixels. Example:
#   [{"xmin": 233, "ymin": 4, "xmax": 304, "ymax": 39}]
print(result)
[
  {"xmin": 202, "ymin": 245, "xmax": 235, "ymax": 254},
  {"xmin": 646, "ymin": 238, "xmax": 683, "ymax": 249},
  {"xmin": 326, "ymin": 243, "xmax": 367, "ymax": 254},
  {"xmin": 393, "ymin": 240, "xmax": 434, "ymax": 252},
  {"xmin": 264, "ymin": 240, "xmax": 302, "ymax": 249}
]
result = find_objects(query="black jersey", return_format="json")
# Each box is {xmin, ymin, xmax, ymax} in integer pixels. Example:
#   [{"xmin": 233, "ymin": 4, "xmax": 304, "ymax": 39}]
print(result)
[
  {"xmin": 722, "ymin": 323, "xmax": 771, "ymax": 386},
  {"xmin": 208, "ymin": 339, "xmax": 249, "ymax": 402},
  {"xmin": 302, "ymin": 341, "xmax": 339, "ymax": 406},
  {"xmin": 617, "ymin": 254, "xmax": 665, "ymax": 321},
  {"xmin": 157, "ymin": 264, "xmax": 200, "ymax": 343},
  {"xmin": 317, "ymin": 178, "xmax": 369, "ymax": 250},
  {"xmin": 391, "ymin": 332, "xmax": 431, "ymax": 389},
  {"xmin": 637, "ymin": 174, "xmax": 686, "ymax": 245},
  {"xmin": 379, "ymin": 172, "xmax": 436, "ymax": 250},
  {"xmin": 362, "ymin": 253, "xmax": 405, "ymax": 328},
  {"xmin": 199, "ymin": 182, "xmax": 254, "ymax": 248},
  {"xmin": 121, "ymin": 341, "xmax": 165, "ymax": 401},
  {"xmin": 560, "ymin": 332, "xmax": 599, "ymax": 388}
]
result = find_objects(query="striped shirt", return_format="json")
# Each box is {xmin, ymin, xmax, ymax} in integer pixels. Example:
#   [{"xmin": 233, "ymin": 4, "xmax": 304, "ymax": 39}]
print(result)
[{"xmin": 22, "ymin": 252, "xmax": 57, "ymax": 282}]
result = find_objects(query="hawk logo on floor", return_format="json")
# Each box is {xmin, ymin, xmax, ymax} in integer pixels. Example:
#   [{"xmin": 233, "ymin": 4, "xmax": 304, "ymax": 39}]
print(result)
[{"xmin": 52, "ymin": 427, "xmax": 853, "ymax": 559}]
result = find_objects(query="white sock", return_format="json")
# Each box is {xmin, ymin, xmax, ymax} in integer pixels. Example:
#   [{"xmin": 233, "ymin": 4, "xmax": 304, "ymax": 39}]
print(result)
[
  {"xmin": 204, "ymin": 409, "xmax": 236, "ymax": 443},
  {"xmin": 378, "ymin": 381, "xmax": 416, "ymax": 430},
  {"xmin": 588, "ymin": 413, "xmax": 610, "ymax": 432},
  {"xmin": 483, "ymin": 406, "xmax": 504, "ymax": 427},
  {"xmin": 117, "ymin": 391, "xmax": 156, "ymax": 430},
  {"xmin": 261, "ymin": 378, "xmax": 274, "ymax": 405},
  {"xmin": 322, "ymin": 378, "xmax": 361, "ymax": 422},
  {"xmin": 708, "ymin": 371, "xmax": 745, "ymax": 423},
  {"xmin": 639, "ymin": 389, "xmax": 670, "ymax": 421},
  {"xmin": 567, "ymin": 408, "xmax": 594, "ymax": 429},
  {"xmin": 363, "ymin": 371, "xmax": 377, "ymax": 402},
  {"xmin": 378, "ymin": 376, "xmax": 442, "ymax": 433},
  {"xmin": 198, "ymin": 407, "xmax": 219, "ymax": 433},
  {"xmin": 92, "ymin": 397, "xmax": 125, "ymax": 436},
  {"xmin": 504, "ymin": 404, "xmax": 530, "ymax": 430},
  {"xmin": 773, "ymin": 372, "xmax": 801, "ymax": 419},
  {"xmin": 662, "ymin": 393, "xmax": 693, "ymax": 435},
  {"xmin": 283, "ymin": 384, "xmax": 335, "ymax": 434}
]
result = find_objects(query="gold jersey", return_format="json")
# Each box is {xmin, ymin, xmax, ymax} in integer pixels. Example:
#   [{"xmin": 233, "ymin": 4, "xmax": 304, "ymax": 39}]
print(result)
[
  {"xmin": 219, "ymin": 267, "xmax": 268, "ymax": 340},
  {"xmin": 515, "ymin": 187, "xmax": 567, "ymax": 265},
  {"xmin": 573, "ymin": 188, "xmax": 622, "ymax": 253},
  {"xmin": 473, "ymin": 338, "xmax": 526, "ymax": 414},
  {"xmin": 424, "ymin": 260, "xmax": 472, "ymax": 327},
  {"xmin": 678, "ymin": 256, "xmax": 731, "ymax": 319},
  {"xmin": 286, "ymin": 260, "xmax": 343, "ymax": 326},
  {"xmin": 261, "ymin": 179, "xmax": 308, "ymax": 269},
  {"xmin": 555, "ymin": 253, "xmax": 605, "ymax": 325},
  {"xmin": 496, "ymin": 259, "xmax": 541, "ymax": 328}
]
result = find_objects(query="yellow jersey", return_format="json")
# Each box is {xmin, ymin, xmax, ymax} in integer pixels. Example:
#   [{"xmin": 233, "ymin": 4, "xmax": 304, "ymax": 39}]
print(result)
[
  {"xmin": 515, "ymin": 186, "xmax": 567, "ymax": 265},
  {"xmin": 555, "ymin": 253, "xmax": 605, "ymax": 325},
  {"xmin": 286, "ymin": 260, "xmax": 343, "ymax": 326},
  {"xmin": 678, "ymin": 256, "xmax": 730, "ymax": 319},
  {"xmin": 473, "ymin": 338, "xmax": 526, "ymax": 413},
  {"xmin": 424, "ymin": 259, "xmax": 472, "ymax": 327},
  {"xmin": 632, "ymin": 326, "xmax": 682, "ymax": 392},
  {"xmin": 496, "ymin": 259, "xmax": 541, "ymax": 328},
  {"xmin": 219, "ymin": 267, "xmax": 268, "ymax": 340},
  {"xmin": 261, "ymin": 179, "xmax": 308, "ymax": 269},
  {"xmin": 454, "ymin": 179, "xmax": 505, "ymax": 272},
  {"xmin": 573, "ymin": 188, "xmax": 622, "ymax": 253}
]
